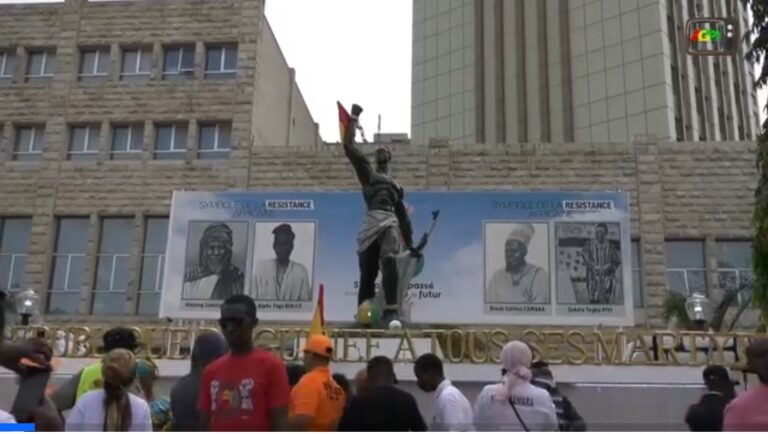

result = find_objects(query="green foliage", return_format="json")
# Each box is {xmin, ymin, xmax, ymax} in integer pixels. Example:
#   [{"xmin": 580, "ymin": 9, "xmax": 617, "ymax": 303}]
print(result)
[
  {"xmin": 662, "ymin": 292, "xmax": 694, "ymax": 330},
  {"xmin": 744, "ymin": 0, "xmax": 768, "ymax": 327},
  {"xmin": 662, "ymin": 285, "xmax": 751, "ymax": 332}
]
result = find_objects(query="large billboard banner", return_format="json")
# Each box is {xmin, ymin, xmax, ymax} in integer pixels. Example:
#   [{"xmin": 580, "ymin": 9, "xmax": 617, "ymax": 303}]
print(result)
[{"xmin": 160, "ymin": 191, "xmax": 633, "ymax": 326}]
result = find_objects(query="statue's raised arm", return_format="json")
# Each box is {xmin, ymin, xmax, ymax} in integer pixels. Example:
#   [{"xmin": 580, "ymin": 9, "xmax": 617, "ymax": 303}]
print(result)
[{"xmin": 342, "ymin": 104, "xmax": 372, "ymax": 186}]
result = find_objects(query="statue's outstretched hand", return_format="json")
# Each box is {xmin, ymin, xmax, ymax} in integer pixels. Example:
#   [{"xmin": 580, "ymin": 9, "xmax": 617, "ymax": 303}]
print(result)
[
  {"xmin": 407, "ymin": 246, "xmax": 423, "ymax": 258},
  {"xmin": 415, "ymin": 234, "xmax": 428, "ymax": 251}
]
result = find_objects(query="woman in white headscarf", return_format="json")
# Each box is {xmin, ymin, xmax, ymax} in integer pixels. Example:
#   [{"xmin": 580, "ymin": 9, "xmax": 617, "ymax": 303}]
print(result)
[{"xmin": 473, "ymin": 341, "xmax": 558, "ymax": 432}]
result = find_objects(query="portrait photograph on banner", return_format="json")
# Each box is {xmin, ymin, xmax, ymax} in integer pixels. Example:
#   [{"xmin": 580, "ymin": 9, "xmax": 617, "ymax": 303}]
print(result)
[
  {"xmin": 160, "ymin": 191, "xmax": 633, "ymax": 325},
  {"xmin": 250, "ymin": 220, "xmax": 317, "ymax": 313},
  {"xmin": 182, "ymin": 220, "xmax": 248, "ymax": 301},
  {"xmin": 483, "ymin": 221, "xmax": 551, "ymax": 315},
  {"xmin": 555, "ymin": 222, "xmax": 624, "ymax": 306}
]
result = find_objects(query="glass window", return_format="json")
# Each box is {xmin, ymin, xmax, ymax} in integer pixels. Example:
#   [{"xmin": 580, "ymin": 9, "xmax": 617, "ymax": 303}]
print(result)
[
  {"xmin": 163, "ymin": 46, "xmax": 195, "ymax": 80},
  {"xmin": 665, "ymin": 240, "xmax": 708, "ymax": 296},
  {"xmin": 120, "ymin": 48, "xmax": 151, "ymax": 81},
  {"xmin": 111, "ymin": 124, "xmax": 143, "ymax": 159},
  {"xmin": 92, "ymin": 218, "xmax": 133, "ymax": 315},
  {"xmin": 631, "ymin": 240, "xmax": 643, "ymax": 308},
  {"xmin": 48, "ymin": 218, "xmax": 90, "ymax": 314},
  {"xmin": 154, "ymin": 124, "xmax": 187, "ymax": 160},
  {"xmin": 138, "ymin": 217, "xmax": 168, "ymax": 315},
  {"xmin": 79, "ymin": 48, "xmax": 110, "ymax": 79},
  {"xmin": 717, "ymin": 240, "xmax": 753, "ymax": 304},
  {"xmin": 0, "ymin": 218, "xmax": 32, "ymax": 293},
  {"xmin": 0, "ymin": 51, "xmax": 17, "ymax": 83},
  {"xmin": 198, "ymin": 122, "xmax": 231, "ymax": 159},
  {"xmin": 13, "ymin": 125, "xmax": 44, "ymax": 161},
  {"xmin": 68, "ymin": 125, "xmax": 100, "ymax": 160},
  {"xmin": 26, "ymin": 50, "xmax": 56, "ymax": 80},
  {"xmin": 205, "ymin": 44, "xmax": 237, "ymax": 79}
]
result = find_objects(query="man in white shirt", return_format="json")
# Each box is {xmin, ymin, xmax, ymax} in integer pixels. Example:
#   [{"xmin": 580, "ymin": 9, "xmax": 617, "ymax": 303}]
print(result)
[
  {"xmin": 414, "ymin": 353, "xmax": 473, "ymax": 431},
  {"xmin": 253, "ymin": 223, "xmax": 312, "ymax": 301},
  {"xmin": 485, "ymin": 224, "xmax": 549, "ymax": 304}
]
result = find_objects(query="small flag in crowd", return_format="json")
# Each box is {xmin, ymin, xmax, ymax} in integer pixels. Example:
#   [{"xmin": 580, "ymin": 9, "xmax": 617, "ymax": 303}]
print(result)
[
  {"xmin": 338, "ymin": 101, "xmax": 351, "ymax": 143},
  {"xmin": 309, "ymin": 284, "xmax": 326, "ymax": 336}
]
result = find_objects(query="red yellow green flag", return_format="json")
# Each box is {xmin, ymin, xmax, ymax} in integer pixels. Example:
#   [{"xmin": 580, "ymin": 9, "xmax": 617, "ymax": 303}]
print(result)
[
  {"xmin": 338, "ymin": 101, "xmax": 351, "ymax": 143},
  {"xmin": 309, "ymin": 283, "xmax": 326, "ymax": 336}
]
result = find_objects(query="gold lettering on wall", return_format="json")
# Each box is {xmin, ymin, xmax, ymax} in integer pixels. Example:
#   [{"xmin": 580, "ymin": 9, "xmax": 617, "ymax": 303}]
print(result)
[
  {"xmin": 594, "ymin": 331, "xmax": 625, "ymax": 364},
  {"xmin": 10, "ymin": 325, "xmax": 759, "ymax": 368},
  {"xmin": 467, "ymin": 330, "xmax": 489, "ymax": 364},
  {"xmin": 565, "ymin": 330, "xmax": 588, "ymax": 365},
  {"xmin": 394, "ymin": 329, "xmax": 418, "ymax": 362}
]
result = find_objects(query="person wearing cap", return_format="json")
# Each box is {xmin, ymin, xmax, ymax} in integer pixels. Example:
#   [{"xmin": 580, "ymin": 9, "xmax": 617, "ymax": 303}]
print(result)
[
  {"xmin": 253, "ymin": 223, "xmax": 312, "ymax": 302},
  {"xmin": 724, "ymin": 338, "xmax": 768, "ymax": 431},
  {"xmin": 338, "ymin": 356, "xmax": 427, "ymax": 431},
  {"xmin": 414, "ymin": 353, "xmax": 474, "ymax": 431},
  {"xmin": 686, "ymin": 364, "xmax": 737, "ymax": 431},
  {"xmin": 486, "ymin": 224, "xmax": 549, "ymax": 304},
  {"xmin": 530, "ymin": 361, "xmax": 585, "ymax": 431},
  {"xmin": 51, "ymin": 326, "xmax": 143, "ymax": 412},
  {"xmin": 288, "ymin": 334, "xmax": 346, "ymax": 431}
]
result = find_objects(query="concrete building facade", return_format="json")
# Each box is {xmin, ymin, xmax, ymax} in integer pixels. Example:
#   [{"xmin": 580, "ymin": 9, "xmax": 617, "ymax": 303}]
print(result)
[
  {"xmin": 0, "ymin": 0, "xmax": 758, "ymax": 330},
  {"xmin": 0, "ymin": 0, "xmax": 322, "ymax": 317},
  {"xmin": 411, "ymin": 0, "xmax": 761, "ymax": 146}
]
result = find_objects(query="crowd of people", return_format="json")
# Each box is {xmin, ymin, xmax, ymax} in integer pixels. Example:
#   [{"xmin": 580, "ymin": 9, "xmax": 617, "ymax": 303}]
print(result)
[
  {"xmin": 0, "ymin": 292, "xmax": 767, "ymax": 431},
  {"xmin": 685, "ymin": 338, "xmax": 768, "ymax": 431}
]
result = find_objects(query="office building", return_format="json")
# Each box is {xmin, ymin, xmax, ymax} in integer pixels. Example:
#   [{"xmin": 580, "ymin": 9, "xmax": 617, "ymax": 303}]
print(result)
[{"xmin": 411, "ymin": 0, "xmax": 760, "ymax": 145}]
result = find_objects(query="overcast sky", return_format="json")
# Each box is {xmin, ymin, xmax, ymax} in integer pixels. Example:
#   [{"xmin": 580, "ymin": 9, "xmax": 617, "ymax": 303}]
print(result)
[
  {"xmin": 265, "ymin": 0, "xmax": 412, "ymax": 141},
  {"xmin": 0, "ymin": 0, "xmax": 766, "ymax": 137}
]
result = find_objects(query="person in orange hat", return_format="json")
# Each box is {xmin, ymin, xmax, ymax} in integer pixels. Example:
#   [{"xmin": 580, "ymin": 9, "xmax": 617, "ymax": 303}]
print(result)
[{"xmin": 288, "ymin": 335, "xmax": 346, "ymax": 431}]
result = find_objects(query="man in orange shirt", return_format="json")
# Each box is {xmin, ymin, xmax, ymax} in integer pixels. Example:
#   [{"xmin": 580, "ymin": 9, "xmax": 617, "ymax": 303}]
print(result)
[{"xmin": 289, "ymin": 335, "xmax": 346, "ymax": 431}]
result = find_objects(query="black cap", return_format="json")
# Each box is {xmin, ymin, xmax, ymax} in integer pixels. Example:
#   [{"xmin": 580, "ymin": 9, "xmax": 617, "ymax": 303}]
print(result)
[
  {"xmin": 367, "ymin": 356, "xmax": 398, "ymax": 384},
  {"xmin": 703, "ymin": 365, "xmax": 739, "ymax": 385}
]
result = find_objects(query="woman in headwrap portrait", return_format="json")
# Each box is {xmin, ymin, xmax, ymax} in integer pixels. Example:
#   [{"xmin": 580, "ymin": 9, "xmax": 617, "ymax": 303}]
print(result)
[
  {"xmin": 65, "ymin": 348, "xmax": 152, "ymax": 431},
  {"xmin": 472, "ymin": 341, "xmax": 557, "ymax": 431},
  {"xmin": 183, "ymin": 222, "xmax": 244, "ymax": 300}
]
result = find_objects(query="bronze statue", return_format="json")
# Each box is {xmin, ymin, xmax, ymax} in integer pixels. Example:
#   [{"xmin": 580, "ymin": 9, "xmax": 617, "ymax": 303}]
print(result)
[{"xmin": 342, "ymin": 104, "xmax": 420, "ymax": 324}]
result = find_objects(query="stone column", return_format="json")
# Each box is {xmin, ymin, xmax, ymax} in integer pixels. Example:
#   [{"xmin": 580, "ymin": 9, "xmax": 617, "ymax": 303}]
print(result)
[{"xmin": 633, "ymin": 139, "xmax": 667, "ymax": 327}]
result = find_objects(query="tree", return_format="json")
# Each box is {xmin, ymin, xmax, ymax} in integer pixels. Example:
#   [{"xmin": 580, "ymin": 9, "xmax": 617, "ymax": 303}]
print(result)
[{"xmin": 744, "ymin": 0, "xmax": 768, "ymax": 328}]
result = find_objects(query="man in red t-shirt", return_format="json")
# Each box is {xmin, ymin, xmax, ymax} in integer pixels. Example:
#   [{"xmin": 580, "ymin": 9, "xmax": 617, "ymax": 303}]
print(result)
[{"xmin": 198, "ymin": 294, "xmax": 290, "ymax": 431}]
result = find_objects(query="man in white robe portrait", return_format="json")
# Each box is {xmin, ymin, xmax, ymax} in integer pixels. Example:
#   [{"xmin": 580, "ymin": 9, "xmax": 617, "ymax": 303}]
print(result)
[
  {"xmin": 252, "ymin": 223, "xmax": 312, "ymax": 302},
  {"xmin": 485, "ymin": 223, "xmax": 550, "ymax": 304}
]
